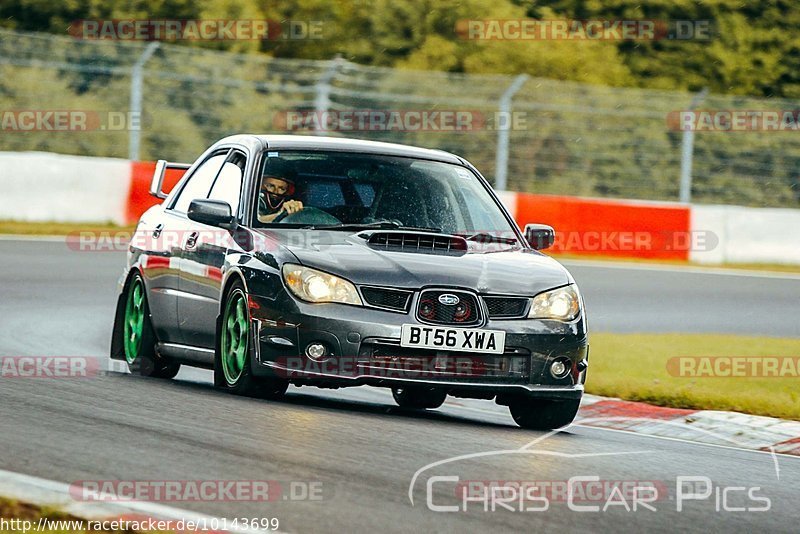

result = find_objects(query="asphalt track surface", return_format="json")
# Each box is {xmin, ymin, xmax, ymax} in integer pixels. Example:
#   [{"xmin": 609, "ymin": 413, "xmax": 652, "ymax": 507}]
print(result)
[{"xmin": 1, "ymin": 238, "xmax": 800, "ymax": 533}]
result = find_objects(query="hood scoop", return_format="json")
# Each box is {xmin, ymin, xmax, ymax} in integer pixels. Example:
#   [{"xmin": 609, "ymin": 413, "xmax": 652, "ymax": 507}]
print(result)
[{"xmin": 365, "ymin": 231, "xmax": 468, "ymax": 256}]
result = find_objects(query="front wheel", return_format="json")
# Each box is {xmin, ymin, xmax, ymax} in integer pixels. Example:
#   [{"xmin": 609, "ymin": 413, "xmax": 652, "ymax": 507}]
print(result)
[
  {"xmin": 122, "ymin": 273, "xmax": 180, "ymax": 379},
  {"xmin": 214, "ymin": 282, "xmax": 288, "ymax": 400},
  {"xmin": 392, "ymin": 387, "xmax": 447, "ymax": 410},
  {"xmin": 509, "ymin": 397, "xmax": 581, "ymax": 430}
]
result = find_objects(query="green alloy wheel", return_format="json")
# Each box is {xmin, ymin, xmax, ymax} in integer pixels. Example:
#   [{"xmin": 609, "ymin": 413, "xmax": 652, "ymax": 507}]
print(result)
[
  {"xmin": 123, "ymin": 277, "xmax": 146, "ymax": 365},
  {"xmin": 221, "ymin": 288, "xmax": 249, "ymax": 385},
  {"xmin": 215, "ymin": 282, "xmax": 288, "ymax": 399},
  {"xmin": 121, "ymin": 273, "xmax": 180, "ymax": 379}
]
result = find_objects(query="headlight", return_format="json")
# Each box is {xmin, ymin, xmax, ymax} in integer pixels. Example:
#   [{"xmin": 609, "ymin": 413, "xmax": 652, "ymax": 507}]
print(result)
[
  {"xmin": 282, "ymin": 264, "xmax": 362, "ymax": 305},
  {"xmin": 528, "ymin": 285, "xmax": 581, "ymax": 321}
]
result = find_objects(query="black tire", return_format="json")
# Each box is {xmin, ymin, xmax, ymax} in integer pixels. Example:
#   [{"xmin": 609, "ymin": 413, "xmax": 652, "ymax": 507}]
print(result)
[
  {"xmin": 214, "ymin": 281, "xmax": 288, "ymax": 400},
  {"xmin": 392, "ymin": 387, "xmax": 447, "ymax": 410},
  {"xmin": 509, "ymin": 397, "xmax": 581, "ymax": 430},
  {"xmin": 122, "ymin": 272, "xmax": 180, "ymax": 379}
]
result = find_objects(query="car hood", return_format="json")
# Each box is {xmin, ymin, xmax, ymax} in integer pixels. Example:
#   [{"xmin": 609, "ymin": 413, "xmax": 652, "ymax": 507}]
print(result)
[{"xmin": 254, "ymin": 229, "xmax": 572, "ymax": 296}]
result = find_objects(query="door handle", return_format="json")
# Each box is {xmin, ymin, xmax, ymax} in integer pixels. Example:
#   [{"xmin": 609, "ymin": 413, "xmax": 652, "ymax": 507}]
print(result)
[
  {"xmin": 185, "ymin": 231, "xmax": 199, "ymax": 249},
  {"xmin": 152, "ymin": 224, "xmax": 163, "ymax": 238}
]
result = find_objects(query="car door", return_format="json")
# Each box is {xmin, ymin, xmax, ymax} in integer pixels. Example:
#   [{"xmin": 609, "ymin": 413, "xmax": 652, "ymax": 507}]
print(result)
[
  {"xmin": 162, "ymin": 150, "xmax": 229, "ymax": 346},
  {"xmin": 178, "ymin": 149, "xmax": 247, "ymax": 349},
  {"xmin": 139, "ymin": 156, "xmax": 228, "ymax": 346},
  {"xmin": 140, "ymin": 206, "xmax": 189, "ymax": 345}
]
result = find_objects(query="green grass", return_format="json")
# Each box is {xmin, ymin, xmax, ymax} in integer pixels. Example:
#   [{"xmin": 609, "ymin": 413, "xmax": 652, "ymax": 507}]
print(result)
[
  {"xmin": 0, "ymin": 220, "xmax": 135, "ymax": 236},
  {"xmin": 587, "ymin": 333, "xmax": 800, "ymax": 420}
]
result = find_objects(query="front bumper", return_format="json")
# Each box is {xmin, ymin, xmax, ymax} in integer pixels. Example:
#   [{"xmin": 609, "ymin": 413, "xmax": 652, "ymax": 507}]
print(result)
[{"xmin": 248, "ymin": 293, "xmax": 588, "ymax": 401}]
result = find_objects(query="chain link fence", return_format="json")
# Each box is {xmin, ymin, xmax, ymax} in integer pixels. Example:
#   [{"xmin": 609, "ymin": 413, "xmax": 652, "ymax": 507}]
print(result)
[{"xmin": 1, "ymin": 28, "xmax": 798, "ymax": 207}]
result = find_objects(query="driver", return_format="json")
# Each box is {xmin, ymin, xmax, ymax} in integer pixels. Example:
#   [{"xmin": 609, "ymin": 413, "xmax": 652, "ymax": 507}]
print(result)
[{"xmin": 257, "ymin": 170, "xmax": 304, "ymax": 223}]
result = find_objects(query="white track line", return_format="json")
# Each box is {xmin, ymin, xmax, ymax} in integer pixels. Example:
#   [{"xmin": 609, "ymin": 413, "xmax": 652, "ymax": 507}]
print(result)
[
  {"xmin": 442, "ymin": 402, "xmax": 800, "ymax": 461},
  {"xmin": 573, "ymin": 424, "xmax": 800, "ymax": 462},
  {"xmin": 560, "ymin": 258, "xmax": 800, "ymax": 280},
  {"xmin": 0, "ymin": 234, "xmax": 67, "ymax": 242}
]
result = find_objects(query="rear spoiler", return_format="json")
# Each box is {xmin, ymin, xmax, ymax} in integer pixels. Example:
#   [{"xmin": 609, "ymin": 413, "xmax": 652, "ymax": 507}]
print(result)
[{"xmin": 150, "ymin": 159, "xmax": 191, "ymax": 199}]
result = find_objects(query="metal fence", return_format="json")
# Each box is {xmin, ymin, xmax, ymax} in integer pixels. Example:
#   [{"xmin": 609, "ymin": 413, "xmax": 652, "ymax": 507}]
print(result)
[{"xmin": 1, "ymin": 28, "xmax": 798, "ymax": 208}]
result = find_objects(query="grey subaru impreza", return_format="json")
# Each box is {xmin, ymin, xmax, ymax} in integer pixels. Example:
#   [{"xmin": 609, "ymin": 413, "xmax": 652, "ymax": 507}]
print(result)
[{"xmin": 111, "ymin": 135, "xmax": 588, "ymax": 429}]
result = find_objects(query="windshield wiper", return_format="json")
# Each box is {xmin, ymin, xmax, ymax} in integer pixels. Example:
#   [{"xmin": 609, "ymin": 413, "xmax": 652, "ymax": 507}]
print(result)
[
  {"xmin": 305, "ymin": 221, "xmax": 443, "ymax": 233},
  {"xmin": 459, "ymin": 232, "xmax": 519, "ymax": 245}
]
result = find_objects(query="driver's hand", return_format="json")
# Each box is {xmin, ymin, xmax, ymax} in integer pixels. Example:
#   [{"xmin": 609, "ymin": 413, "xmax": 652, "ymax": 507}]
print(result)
[{"xmin": 283, "ymin": 200, "xmax": 304, "ymax": 214}]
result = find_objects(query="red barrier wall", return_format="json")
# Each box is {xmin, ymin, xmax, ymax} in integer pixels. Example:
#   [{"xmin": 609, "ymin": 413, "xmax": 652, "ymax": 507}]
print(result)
[
  {"xmin": 515, "ymin": 193, "xmax": 691, "ymax": 260},
  {"xmin": 126, "ymin": 161, "xmax": 187, "ymax": 224}
]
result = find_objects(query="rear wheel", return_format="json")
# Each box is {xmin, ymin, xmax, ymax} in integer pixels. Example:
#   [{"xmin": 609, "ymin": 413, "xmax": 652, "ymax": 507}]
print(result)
[
  {"xmin": 214, "ymin": 281, "xmax": 288, "ymax": 400},
  {"xmin": 508, "ymin": 397, "xmax": 580, "ymax": 430},
  {"xmin": 392, "ymin": 387, "xmax": 447, "ymax": 410},
  {"xmin": 122, "ymin": 273, "xmax": 180, "ymax": 379}
]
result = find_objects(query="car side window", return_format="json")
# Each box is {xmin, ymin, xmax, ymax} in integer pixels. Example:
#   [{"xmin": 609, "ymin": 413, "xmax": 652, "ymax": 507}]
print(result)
[
  {"xmin": 172, "ymin": 153, "xmax": 228, "ymax": 213},
  {"xmin": 208, "ymin": 152, "xmax": 245, "ymax": 216}
]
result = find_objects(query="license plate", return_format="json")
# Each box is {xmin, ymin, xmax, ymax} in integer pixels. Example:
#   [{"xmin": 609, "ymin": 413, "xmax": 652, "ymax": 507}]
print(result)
[{"xmin": 400, "ymin": 324, "xmax": 506, "ymax": 354}]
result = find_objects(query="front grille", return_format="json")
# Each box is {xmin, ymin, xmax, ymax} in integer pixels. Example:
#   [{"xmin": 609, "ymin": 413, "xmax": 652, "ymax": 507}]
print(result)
[
  {"xmin": 361, "ymin": 286, "xmax": 412, "ymax": 312},
  {"xmin": 483, "ymin": 296, "xmax": 529, "ymax": 318},
  {"xmin": 417, "ymin": 289, "xmax": 482, "ymax": 326},
  {"xmin": 367, "ymin": 232, "xmax": 468, "ymax": 256}
]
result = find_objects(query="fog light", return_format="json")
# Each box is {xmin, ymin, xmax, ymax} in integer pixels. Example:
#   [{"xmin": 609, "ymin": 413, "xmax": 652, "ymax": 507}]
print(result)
[
  {"xmin": 419, "ymin": 299, "xmax": 435, "ymax": 320},
  {"xmin": 549, "ymin": 358, "xmax": 571, "ymax": 379},
  {"xmin": 305, "ymin": 342, "xmax": 328, "ymax": 361}
]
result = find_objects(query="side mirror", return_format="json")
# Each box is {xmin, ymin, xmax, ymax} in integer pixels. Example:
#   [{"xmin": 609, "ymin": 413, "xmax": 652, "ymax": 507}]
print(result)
[
  {"xmin": 524, "ymin": 223, "xmax": 555, "ymax": 250},
  {"xmin": 187, "ymin": 199, "xmax": 236, "ymax": 229},
  {"xmin": 150, "ymin": 160, "xmax": 191, "ymax": 199}
]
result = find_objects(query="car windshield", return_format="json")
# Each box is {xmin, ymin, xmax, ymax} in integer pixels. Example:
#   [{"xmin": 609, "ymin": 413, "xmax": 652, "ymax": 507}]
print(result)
[{"xmin": 252, "ymin": 150, "xmax": 518, "ymax": 240}]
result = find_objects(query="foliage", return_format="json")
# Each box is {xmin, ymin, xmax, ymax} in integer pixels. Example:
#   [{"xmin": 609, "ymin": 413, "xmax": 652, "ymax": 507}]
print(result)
[{"xmin": 2, "ymin": 0, "xmax": 798, "ymax": 96}]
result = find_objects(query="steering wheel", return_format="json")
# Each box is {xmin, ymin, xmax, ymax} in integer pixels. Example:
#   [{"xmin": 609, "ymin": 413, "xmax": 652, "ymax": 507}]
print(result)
[
  {"xmin": 271, "ymin": 209, "xmax": 289, "ymax": 223},
  {"xmin": 276, "ymin": 207, "xmax": 341, "ymax": 225}
]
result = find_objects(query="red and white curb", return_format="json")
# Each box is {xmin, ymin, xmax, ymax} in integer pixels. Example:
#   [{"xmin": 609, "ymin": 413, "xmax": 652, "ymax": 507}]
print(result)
[
  {"xmin": 577, "ymin": 394, "xmax": 800, "ymax": 456},
  {"xmin": 0, "ymin": 469, "xmax": 272, "ymax": 533}
]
